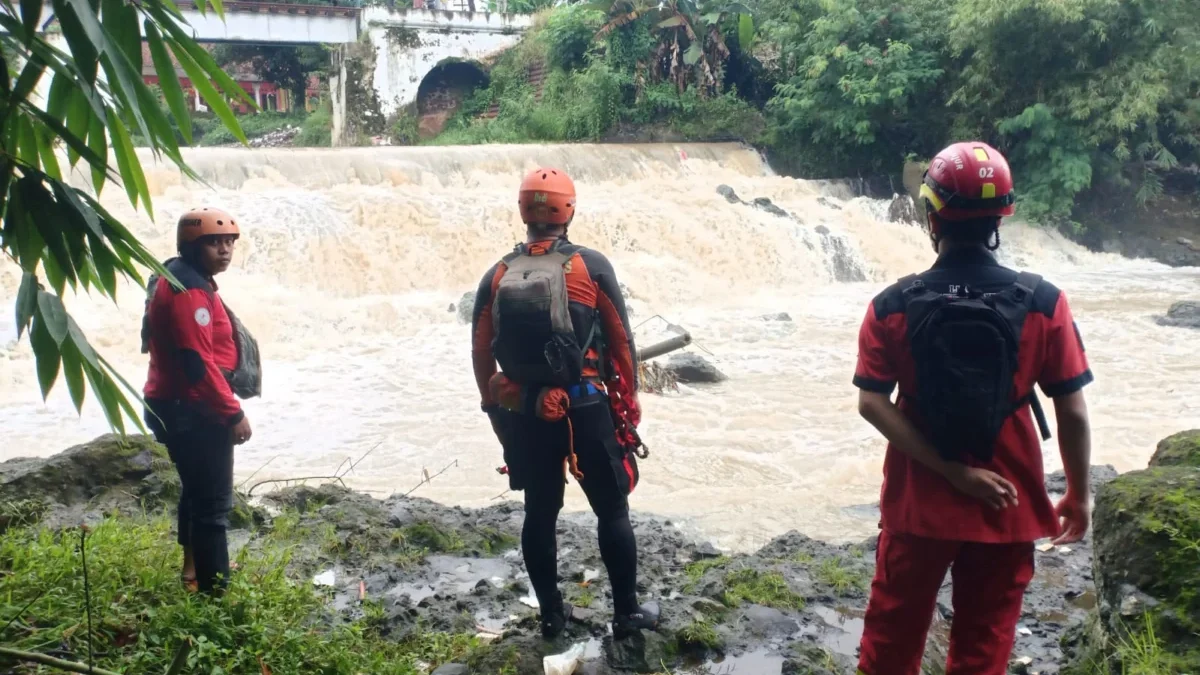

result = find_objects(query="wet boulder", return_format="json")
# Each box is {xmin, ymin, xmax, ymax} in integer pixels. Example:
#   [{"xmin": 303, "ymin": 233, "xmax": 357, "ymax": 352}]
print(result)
[
  {"xmin": 0, "ymin": 434, "xmax": 179, "ymax": 531},
  {"xmin": 752, "ymin": 197, "xmax": 791, "ymax": 218},
  {"xmin": 457, "ymin": 291, "xmax": 477, "ymax": 324},
  {"xmin": 1090, "ymin": 466, "xmax": 1200, "ymax": 670},
  {"xmin": 1043, "ymin": 464, "xmax": 1118, "ymax": 495},
  {"xmin": 716, "ymin": 184, "xmax": 742, "ymax": 204},
  {"xmin": 887, "ymin": 193, "xmax": 920, "ymax": 224},
  {"xmin": 1150, "ymin": 430, "xmax": 1200, "ymax": 468},
  {"xmin": 1155, "ymin": 301, "xmax": 1200, "ymax": 329},
  {"xmin": 665, "ymin": 353, "xmax": 728, "ymax": 384}
]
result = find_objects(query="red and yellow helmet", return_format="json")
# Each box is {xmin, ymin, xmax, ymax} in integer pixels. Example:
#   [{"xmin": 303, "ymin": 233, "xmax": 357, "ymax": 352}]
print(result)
[{"xmin": 920, "ymin": 142, "xmax": 1016, "ymax": 221}]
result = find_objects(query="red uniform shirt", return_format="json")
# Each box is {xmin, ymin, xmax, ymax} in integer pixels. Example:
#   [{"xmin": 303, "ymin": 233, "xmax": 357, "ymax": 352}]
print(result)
[
  {"xmin": 853, "ymin": 247, "xmax": 1093, "ymax": 543},
  {"xmin": 144, "ymin": 258, "xmax": 244, "ymax": 426}
]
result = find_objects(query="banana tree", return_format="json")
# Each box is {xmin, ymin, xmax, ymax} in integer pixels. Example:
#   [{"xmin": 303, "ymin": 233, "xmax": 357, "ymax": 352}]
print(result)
[
  {"xmin": 591, "ymin": 0, "xmax": 752, "ymax": 95},
  {"xmin": 0, "ymin": 0, "xmax": 255, "ymax": 433}
]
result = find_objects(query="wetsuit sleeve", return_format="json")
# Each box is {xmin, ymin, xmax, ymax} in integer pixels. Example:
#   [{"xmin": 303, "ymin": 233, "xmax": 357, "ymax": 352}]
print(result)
[
  {"xmin": 169, "ymin": 288, "xmax": 243, "ymax": 425},
  {"xmin": 852, "ymin": 301, "xmax": 897, "ymax": 395},
  {"xmin": 584, "ymin": 251, "xmax": 638, "ymax": 391},
  {"xmin": 472, "ymin": 263, "xmax": 503, "ymax": 409},
  {"xmin": 1038, "ymin": 291, "xmax": 1094, "ymax": 398}
]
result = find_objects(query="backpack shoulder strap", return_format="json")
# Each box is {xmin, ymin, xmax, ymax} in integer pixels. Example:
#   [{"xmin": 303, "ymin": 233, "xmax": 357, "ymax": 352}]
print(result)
[{"xmin": 1014, "ymin": 271, "xmax": 1042, "ymax": 297}]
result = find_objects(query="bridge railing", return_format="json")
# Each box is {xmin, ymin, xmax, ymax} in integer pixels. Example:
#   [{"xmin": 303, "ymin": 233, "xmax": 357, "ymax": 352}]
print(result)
[{"xmin": 175, "ymin": 0, "xmax": 361, "ymax": 17}]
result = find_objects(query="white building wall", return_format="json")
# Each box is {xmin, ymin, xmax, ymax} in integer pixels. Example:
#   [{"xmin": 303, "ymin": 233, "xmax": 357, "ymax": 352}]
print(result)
[{"xmin": 363, "ymin": 8, "xmax": 531, "ymax": 118}]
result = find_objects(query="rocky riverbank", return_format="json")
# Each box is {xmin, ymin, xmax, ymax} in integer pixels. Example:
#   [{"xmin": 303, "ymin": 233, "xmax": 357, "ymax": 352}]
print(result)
[{"xmin": 0, "ymin": 434, "xmax": 1181, "ymax": 674}]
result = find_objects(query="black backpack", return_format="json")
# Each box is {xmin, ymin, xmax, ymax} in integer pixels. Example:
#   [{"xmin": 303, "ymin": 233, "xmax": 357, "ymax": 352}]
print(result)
[{"xmin": 901, "ymin": 271, "xmax": 1052, "ymax": 463}]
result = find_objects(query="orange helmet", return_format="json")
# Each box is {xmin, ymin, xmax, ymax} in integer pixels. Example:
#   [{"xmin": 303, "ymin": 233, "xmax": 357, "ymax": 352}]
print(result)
[
  {"xmin": 518, "ymin": 167, "xmax": 576, "ymax": 226},
  {"xmin": 176, "ymin": 207, "xmax": 240, "ymax": 251}
]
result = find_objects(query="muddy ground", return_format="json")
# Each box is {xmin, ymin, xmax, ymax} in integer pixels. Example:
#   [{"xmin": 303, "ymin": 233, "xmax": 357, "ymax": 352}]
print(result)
[{"xmin": 1, "ymin": 437, "xmax": 1116, "ymax": 674}]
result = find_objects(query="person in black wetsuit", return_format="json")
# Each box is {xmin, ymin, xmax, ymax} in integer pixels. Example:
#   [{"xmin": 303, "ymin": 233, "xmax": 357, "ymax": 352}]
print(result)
[{"xmin": 471, "ymin": 167, "xmax": 659, "ymax": 639}]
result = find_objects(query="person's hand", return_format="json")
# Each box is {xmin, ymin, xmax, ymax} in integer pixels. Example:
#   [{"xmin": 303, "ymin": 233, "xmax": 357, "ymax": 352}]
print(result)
[
  {"xmin": 945, "ymin": 465, "xmax": 1019, "ymax": 510},
  {"xmin": 627, "ymin": 393, "xmax": 642, "ymax": 427},
  {"xmin": 1052, "ymin": 491, "xmax": 1090, "ymax": 545},
  {"xmin": 231, "ymin": 417, "xmax": 252, "ymax": 445}
]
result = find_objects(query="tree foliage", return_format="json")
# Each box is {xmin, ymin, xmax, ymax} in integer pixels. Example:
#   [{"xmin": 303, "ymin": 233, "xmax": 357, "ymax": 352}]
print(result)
[
  {"xmin": 0, "ymin": 0, "xmax": 253, "ymax": 432},
  {"xmin": 211, "ymin": 44, "xmax": 329, "ymax": 108},
  {"xmin": 759, "ymin": 0, "xmax": 1200, "ymax": 222}
]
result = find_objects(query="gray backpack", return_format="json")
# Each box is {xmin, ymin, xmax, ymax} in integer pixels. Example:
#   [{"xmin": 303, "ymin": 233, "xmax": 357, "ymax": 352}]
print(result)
[{"xmin": 491, "ymin": 240, "xmax": 594, "ymax": 387}]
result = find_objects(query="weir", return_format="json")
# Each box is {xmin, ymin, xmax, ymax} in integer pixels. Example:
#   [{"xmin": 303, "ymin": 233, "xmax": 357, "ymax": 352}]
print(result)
[{"xmin": 2, "ymin": 143, "xmax": 1199, "ymax": 550}]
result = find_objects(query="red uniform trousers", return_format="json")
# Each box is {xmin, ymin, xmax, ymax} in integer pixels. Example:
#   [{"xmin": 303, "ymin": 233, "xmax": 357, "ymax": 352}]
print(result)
[{"xmin": 856, "ymin": 530, "xmax": 1035, "ymax": 675}]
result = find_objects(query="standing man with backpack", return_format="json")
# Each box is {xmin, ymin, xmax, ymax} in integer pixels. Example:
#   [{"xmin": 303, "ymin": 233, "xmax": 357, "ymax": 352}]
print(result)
[
  {"xmin": 852, "ymin": 142, "xmax": 1094, "ymax": 674},
  {"xmin": 471, "ymin": 167, "xmax": 659, "ymax": 640}
]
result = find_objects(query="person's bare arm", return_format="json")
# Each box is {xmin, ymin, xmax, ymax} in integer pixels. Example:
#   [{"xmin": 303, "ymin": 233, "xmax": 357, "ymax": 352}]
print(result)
[
  {"xmin": 859, "ymin": 390, "xmax": 1018, "ymax": 509},
  {"xmin": 1051, "ymin": 390, "xmax": 1092, "ymax": 544}
]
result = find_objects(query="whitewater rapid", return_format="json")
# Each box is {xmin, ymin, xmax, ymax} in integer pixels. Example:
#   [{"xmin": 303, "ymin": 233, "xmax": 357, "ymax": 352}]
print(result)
[{"xmin": 2, "ymin": 143, "xmax": 1198, "ymax": 551}]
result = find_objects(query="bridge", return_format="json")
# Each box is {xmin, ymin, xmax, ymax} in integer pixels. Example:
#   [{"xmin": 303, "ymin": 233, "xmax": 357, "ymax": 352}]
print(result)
[
  {"xmin": 172, "ymin": 1, "xmax": 361, "ymax": 44},
  {"xmin": 26, "ymin": 1, "xmax": 532, "ymax": 144}
]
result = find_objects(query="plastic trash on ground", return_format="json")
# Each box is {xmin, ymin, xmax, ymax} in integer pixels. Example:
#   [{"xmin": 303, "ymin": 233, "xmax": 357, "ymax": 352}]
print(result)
[
  {"xmin": 543, "ymin": 642, "xmax": 586, "ymax": 675},
  {"xmin": 313, "ymin": 569, "xmax": 336, "ymax": 587}
]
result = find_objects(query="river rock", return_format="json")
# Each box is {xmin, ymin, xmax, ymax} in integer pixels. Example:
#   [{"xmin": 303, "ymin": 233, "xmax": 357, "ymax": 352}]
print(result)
[
  {"xmin": 1149, "ymin": 430, "xmax": 1200, "ymax": 468},
  {"xmin": 717, "ymin": 184, "xmax": 742, "ymax": 204},
  {"xmin": 1043, "ymin": 464, "xmax": 1118, "ymax": 495},
  {"xmin": 752, "ymin": 197, "xmax": 790, "ymax": 218},
  {"xmin": 760, "ymin": 312, "xmax": 793, "ymax": 322},
  {"xmin": 605, "ymin": 630, "xmax": 673, "ymax": 673},
  {"xmin": 887, "ymin": 193, "xmax": 920, "ymax": 224},
  {"xmin": 1090, "ymin": 466, "xmax": 1200, "ymax": 670},
  {"xmin": 430, "ymin": 665, "xmax": 469, "ymax": 675},
  {"xmin": 456, "ymin": 291, "xmax": 476, "ymax": 324},
  {"xmin": 665, "ymin": 353, "xmax": 727, "ymax": 384},
  {"xmin": 1155, "ymin": 301, "xmax": 1200, "ymax": 328}
]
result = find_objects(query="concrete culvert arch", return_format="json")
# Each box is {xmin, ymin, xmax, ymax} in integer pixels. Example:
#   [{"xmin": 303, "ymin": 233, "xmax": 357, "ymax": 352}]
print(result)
[{"xmin": 415, "ymin": 58, "xmax": 489, "ymax": 138}]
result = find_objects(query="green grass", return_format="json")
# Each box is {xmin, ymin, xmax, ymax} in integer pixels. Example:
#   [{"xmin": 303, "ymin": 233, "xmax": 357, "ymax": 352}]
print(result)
[
  {"xmin": 683, "ymin": 555, "xmax": 730, "ymax": 591},
  {"xmin": 575, "ymin": 588, "xmax": 595, "ymax": 608},
  {"xmin": 1114, "ymin": 614, "xmax": 1188, "ymax": 675},
  {"xmin": 813, "ymin": 557, "xmax": 869, "ymax": 595},
  {"xmin": 0, "ymin": 516, "xmax": 481, "ymax": 674},
  {"xmin": 399, "ymin": 521, "xmax": 465, "ymax": 553},
  {"xmin": 676, "ymin": 618, "xmax": 722, "ymax": 651},
  {"xmin": 721, "ymin": 568, "xmax": 805, "ymax": 610}
]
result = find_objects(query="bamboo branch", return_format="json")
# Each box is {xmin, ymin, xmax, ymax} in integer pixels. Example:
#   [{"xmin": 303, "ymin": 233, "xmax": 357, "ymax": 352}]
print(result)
[{"xmin": 0, "ymin": 647, "xmax": 122, "ymax": 675}]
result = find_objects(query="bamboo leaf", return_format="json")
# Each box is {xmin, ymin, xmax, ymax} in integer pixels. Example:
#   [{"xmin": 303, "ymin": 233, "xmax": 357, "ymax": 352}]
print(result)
[
  {"xmin": 49, "ymin": 178, "xmax": 106, "ymax": 240},
  {"xmin": 134, "ymin": 78, "xmax": 186, "ymax": 163},
  {"xmin": 50, "ymin": 0, "xmax": 101, "ymax": 87},
  {"xmin": 88, "ymin": 110, "xmax": 107, "ymax": 195},
  {"xmin": 36, "ymin": 290, "xmax": 69, "ymax": 345},
  {"xmin": 165, "ymin": 38, "xmax": 250, "ymax": 144},
  {"xmin": 156, "ymin": 17, "xmax": 255, "ymax": 107},
  {"xmin": 42, "ymin": 251, "xmax": 68, "ymax": 296},
  {"xmin": 11, "ymin": 53, "xmax": 47, "ymax": 105},
  {"xmin": 15, "ymin": 272, "xmax": 38, "ymax": 339},
  {"xmin": 684, "ymin": 42, "xmax": 702, "ymax": 65},
  {"xmin": 16, "ymin": 115, "xmax": 41, "ymax": 172},
  {"xmin": 60, "ymin": 338, "xmax": 87, "ymax": 411},
  {"xmin": 46, "ymin": 72, "xmax": 74, "ymax": 123},
  {"xmin": 23, "ymin": 102, "xmax": 117, "ymax": 182},
  {"xmin": 84, "ymin": 362, "xmax": 125, "ymax": 433},
  {"xmin": 66, "ymin": 314, "xmax": 100, "ymax": 371},
  {"xmin": 90, "ymin": 238, "xmax": 119, "ymax": 297},
  {"xmin": 107, "ymin": 111, "xmax": 153, "ymax": 218},
  {"xmin": 6, "ymin": 189, "xmax": 45, "ymax": 270},
  {"xmin": 30, "ymin": 312, "xmax": 61, "ymax": 400},
  {"xmin": 19, "ymin": 176, "xmax": 77, "ymax": 289},
  {"xmin": 65, "ymin": 88, "xmax": 89, "ymax": 166},
  {"xmin": 145, "ymin": 22, "xmax": 192, "ymax": 145},
  {"xmin": 102, "ymin": 0, "xmax": 142, "ymax": 74},
  {"xmin": 98, "ymin": 353, "xmax": 150, "ymax": 433},
  {"xmin": 35, "ymin": 124, "xmax": 63, "ymax": 181},
  {"xmin": 19, "ymin": 0, "xmax": 41, "ymax": 42}
]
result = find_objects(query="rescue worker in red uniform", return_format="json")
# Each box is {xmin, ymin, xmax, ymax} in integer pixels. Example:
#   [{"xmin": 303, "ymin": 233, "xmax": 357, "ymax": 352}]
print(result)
[
  {"xmin": 143, "ymin": 207, "xmax": 253, "ymax": 594},
  {"xmin": 472, "ymin": 168, "xmax": 659, "ymax": 640},
  {"xmin": 853, "ymin": 142, "xmax": 1094, "ymax": 674}
]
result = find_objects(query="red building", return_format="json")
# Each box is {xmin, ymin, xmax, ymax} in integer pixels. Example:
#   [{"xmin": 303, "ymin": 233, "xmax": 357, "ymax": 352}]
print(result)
[{"xmin": 140, "ymin": 43, "xmax": 320, "ymax": 114}]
